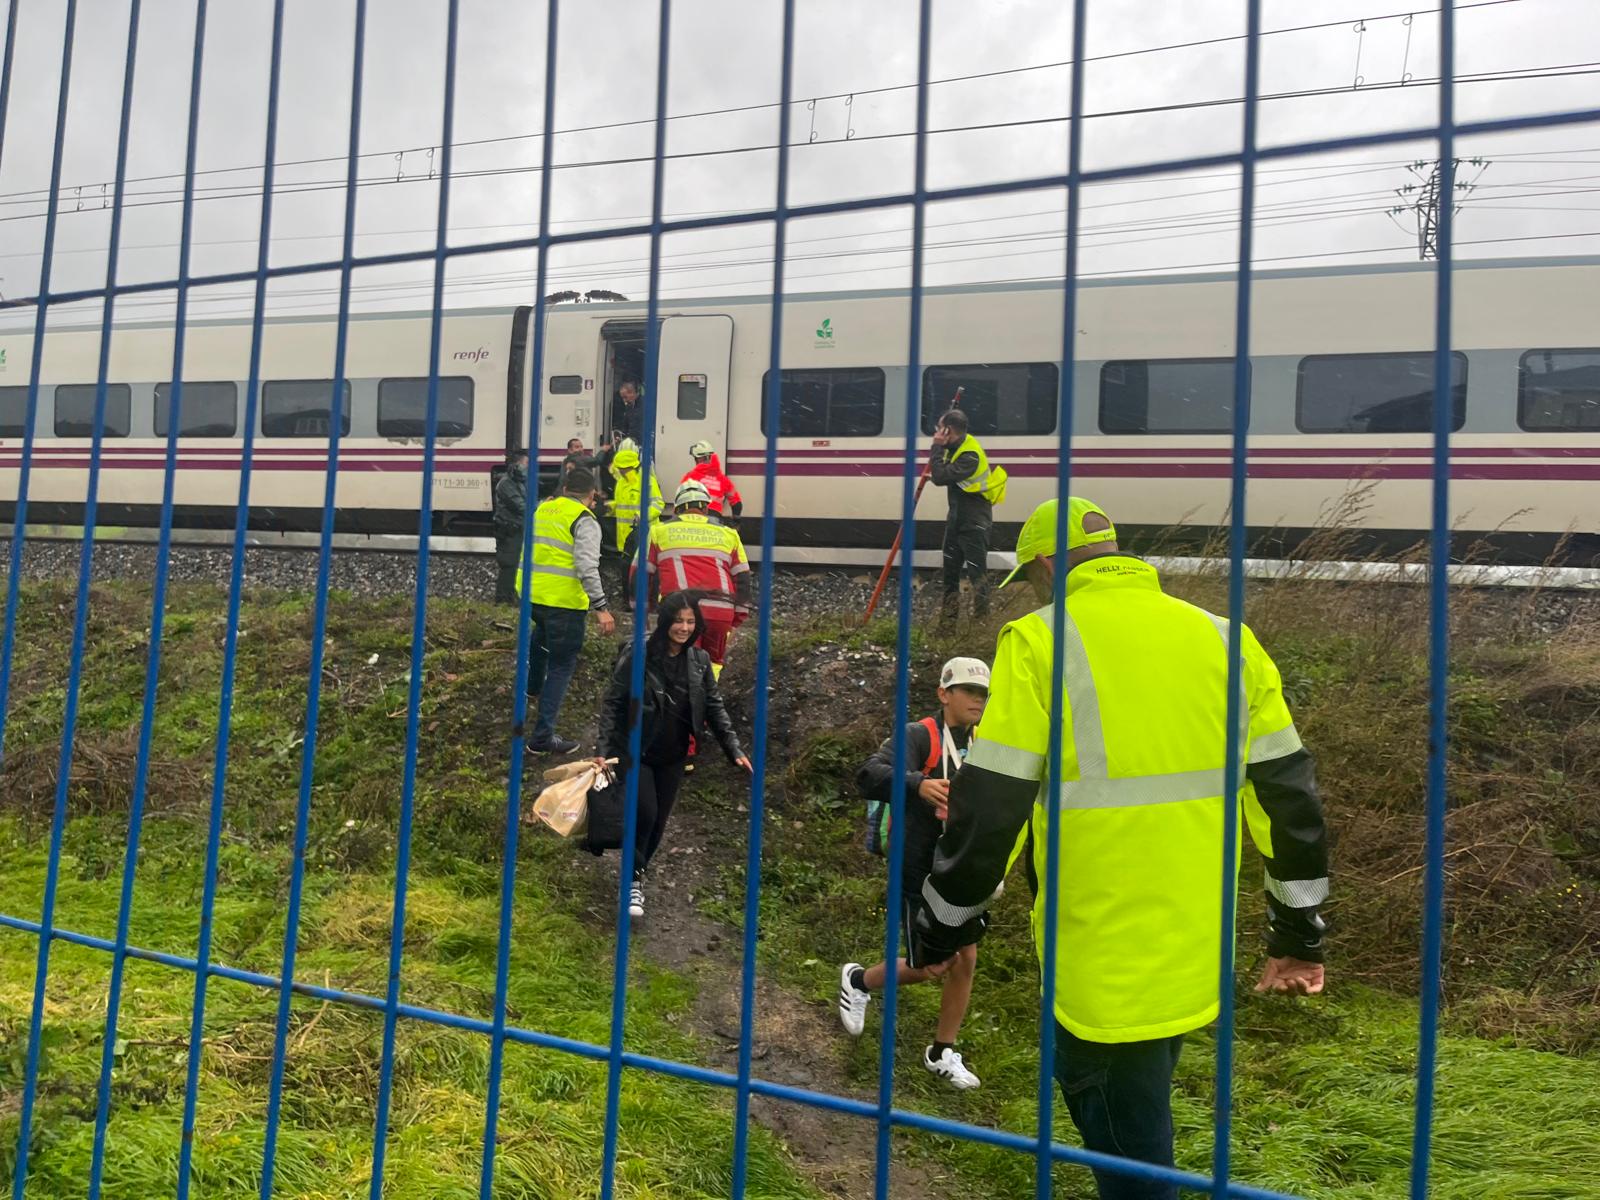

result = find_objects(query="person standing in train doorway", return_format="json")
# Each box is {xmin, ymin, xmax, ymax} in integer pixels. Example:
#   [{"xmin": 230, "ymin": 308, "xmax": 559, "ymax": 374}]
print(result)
[
  {"xmin": 612, "ymin": 380, "xmax": 646, "ymax": 447},
  {"xmin": 930, "ymin": 409, "xmax": 1006, "ymax": 628},
  {"xmin": 492, "ymin": 448, "xmax": 529, "ymax": 605}
]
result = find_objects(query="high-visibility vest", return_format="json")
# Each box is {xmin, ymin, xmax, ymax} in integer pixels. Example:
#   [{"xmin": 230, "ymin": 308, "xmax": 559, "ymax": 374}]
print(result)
[
  {"xmin": 515, "ymin": 494, "xmax": 592, "ymax": 610},
  {"xmin": 964, "ymin": 556, "xmax": 1301, "ymax": 1042},
  {"xmin": 648, "ymin": 512, "xmax": 749, "ymax": 614},
  {"xmin": 951, "ymin": 434, "xmax": 1007, "ymax": 505},
  {"xmin": 612, "ymin": 470, "xmax": 665, "ymax": 548}
]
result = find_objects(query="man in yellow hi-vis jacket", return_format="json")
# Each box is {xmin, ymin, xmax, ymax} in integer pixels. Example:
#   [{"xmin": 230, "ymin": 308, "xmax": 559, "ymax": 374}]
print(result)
[{"xmin": 912, "ymin": 496, "xmax": 1329, "ymax": 1200}]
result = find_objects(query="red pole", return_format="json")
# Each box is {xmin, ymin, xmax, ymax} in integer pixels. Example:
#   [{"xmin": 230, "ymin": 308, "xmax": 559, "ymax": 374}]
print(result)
[{"xmin": 861, "ymin": 387, "xmax": 962, "ymax": 625}]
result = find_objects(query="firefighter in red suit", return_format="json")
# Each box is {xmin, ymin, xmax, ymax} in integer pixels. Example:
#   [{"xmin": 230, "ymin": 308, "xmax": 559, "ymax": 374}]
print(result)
[
  {"xmin": 681, "ymin": 440, "xmax": 744, "ymax": 526},
  {"xmin": 633, "ymin": 480, "xmax": 753, "ymax": 679}
]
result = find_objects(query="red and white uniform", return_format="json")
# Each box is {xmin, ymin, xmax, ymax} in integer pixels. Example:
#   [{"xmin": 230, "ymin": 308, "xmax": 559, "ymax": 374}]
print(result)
[
  {"xmin": 680, "ymin": 453, "xmax": 743, "ymax": 517},
  {"xmin": 632, "ymin": 511, "xmax": 752, "ymax": 668}
]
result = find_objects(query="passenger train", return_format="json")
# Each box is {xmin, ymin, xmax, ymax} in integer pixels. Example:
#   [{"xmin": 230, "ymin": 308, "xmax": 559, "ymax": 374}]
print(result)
[{"xmin": 1, "ymin": 257, "xmax": 1596, "ymax": 565}]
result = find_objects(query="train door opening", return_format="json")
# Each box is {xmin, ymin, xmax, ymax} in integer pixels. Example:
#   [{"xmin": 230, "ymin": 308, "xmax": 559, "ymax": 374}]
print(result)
[{"xmin": 599, "ymin": 319, "xmax": 648, "ymax": 449}]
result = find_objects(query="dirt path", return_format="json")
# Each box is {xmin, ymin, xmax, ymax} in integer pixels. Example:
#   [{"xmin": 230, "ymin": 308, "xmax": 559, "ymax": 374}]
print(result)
[{"xmin": 548, "ymin": 759, "xmax": 957, "ymax": 1200}]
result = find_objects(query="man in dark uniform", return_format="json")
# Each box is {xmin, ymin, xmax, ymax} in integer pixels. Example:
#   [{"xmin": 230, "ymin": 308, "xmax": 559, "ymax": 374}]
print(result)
[
  {"xmin": 492, "ymin": 448, "xmax": 529, "ymax": 604},
  {"xmin": 929, "ymin": 409, "xmax": 996, "ymax": 626}
]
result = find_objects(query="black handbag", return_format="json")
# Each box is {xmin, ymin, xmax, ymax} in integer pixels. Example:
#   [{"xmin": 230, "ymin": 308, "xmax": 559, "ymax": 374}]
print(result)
[{"xmin": 583, "ymin": 764, "xmax": 625, "ymax": 855}]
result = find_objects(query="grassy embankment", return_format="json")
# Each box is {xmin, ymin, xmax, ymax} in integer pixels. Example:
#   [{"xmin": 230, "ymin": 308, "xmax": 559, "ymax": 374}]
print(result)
[{"xmin": 2, "ymin": 568, "xmax": 1598, "ymax": 1199}]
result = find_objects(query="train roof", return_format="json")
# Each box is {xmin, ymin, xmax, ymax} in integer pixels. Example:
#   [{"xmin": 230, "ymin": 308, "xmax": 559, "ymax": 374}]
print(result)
[{"xmin": 12, "ymin": 254, "xmax": 1600, "ymax": 333}]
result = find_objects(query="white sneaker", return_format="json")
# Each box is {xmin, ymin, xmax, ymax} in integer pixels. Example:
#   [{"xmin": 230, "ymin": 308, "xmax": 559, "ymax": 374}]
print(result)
[
  {"xmin": 837, "ymin": 962, "xmax": 870, "ymax": 1037},
  {"xmin": 629, "ymin": 881, "xmax": 645, "ymax": 919},
  {"xmin": 923, "ymin": 1046, "xmax": 980, "ymax": 1090}
]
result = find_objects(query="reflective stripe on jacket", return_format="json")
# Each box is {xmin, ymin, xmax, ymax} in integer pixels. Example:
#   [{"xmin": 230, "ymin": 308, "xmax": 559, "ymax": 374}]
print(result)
[
  {"xmin": 925, "ymin": 556, "xmax": 1326, "ymax": 1043},
  {"xmin": 951, "ymin": 434, "xmax": 1005, "ymax": 505},
  {"xmin": 612, "ymin": 470, "xmax": 665, "ymax": 548},
  {"xmin": 516, "ymin": 494, "xmax": 593, "ymax": 610},
  {"xmin": 642, "ymin": 512, "xmax": 750, "ymax": 612}
]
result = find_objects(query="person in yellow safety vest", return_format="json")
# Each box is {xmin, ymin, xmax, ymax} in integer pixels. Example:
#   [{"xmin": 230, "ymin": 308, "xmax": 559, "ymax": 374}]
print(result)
[
  {"xmin": 929, "ymin": 408, "xmax": 1006, "ymax": 626},
  {"xmin": 912, "ymin": 496, "xmax": 1329, "ymax": 1200},
  {"xmin": 515, "ymin": 467, "xmax": 616, "ymax": 754},
  {"xmin": 609, "ymin": 447, "xmax": 666, "ymax": 552}
]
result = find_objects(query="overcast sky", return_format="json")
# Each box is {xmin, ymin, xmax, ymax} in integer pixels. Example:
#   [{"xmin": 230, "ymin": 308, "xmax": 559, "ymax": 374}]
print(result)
[{"xmin": 1, "ymin": 0, "xmax": 1597, "ymax": 329}]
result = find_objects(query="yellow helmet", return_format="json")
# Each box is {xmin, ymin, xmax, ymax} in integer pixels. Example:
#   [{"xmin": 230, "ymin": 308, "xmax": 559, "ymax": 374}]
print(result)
[{"xmin": 999, "ymin": 497, "xmax": 1117, "ymax": 587}]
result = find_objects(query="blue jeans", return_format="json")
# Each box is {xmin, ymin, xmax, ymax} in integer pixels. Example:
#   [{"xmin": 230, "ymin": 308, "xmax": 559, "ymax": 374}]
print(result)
[
  {"xmin": 1054, "ymin": 1025, "xmax": 1184, "ymax": 1200},
  {"xmin": 526, "ymin": 603, "xmax": 588, "ymax": 743}
]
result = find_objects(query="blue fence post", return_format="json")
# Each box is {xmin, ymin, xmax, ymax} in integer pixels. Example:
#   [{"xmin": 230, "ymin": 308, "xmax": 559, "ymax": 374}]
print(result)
[
  {"xmin": 599, "ymin": 2, "xmax": 674, "ymax": 1194},
  {"xmin": 177, "ymin": 2, "xmax": 288, "ymax": 1193},
  {"xmin": 5, "ymin": 6, "xmax": 84, "ymax": 1194},
  {"xmin": 729, "ymin": 0, "xmax": 796, "ymax": 1194},
  {"xmin": 259, "ymin": 3, "xmax": 370, "ymax": 1194},
  {"xmin": 88, "ymin": 1, "xmax": 209, "ymax": 1193},
  {"xmin": 1412, "ymin": 5, "xmax": 1457, "ymax": 1198},
  {"xmin": 1034, "ymin": 0, "xmax": 1089, "ymax": 1194},
  {"xmin": 1212, "ymin": 0, "xmax": 1265, "ymax": 1195},
  {"xmin": 478, "ymin": 2, "xmax": 562, "ymax": 1194}
]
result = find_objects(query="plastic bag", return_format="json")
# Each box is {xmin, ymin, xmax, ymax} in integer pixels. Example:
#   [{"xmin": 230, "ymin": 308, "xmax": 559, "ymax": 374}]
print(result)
[{"xmin": 532, "ymin": 759, "xmax": 616, "ymax": 837}]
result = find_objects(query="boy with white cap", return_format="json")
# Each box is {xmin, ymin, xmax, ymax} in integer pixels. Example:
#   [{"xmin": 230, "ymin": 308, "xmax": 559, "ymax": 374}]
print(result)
[{"xmin": 838, "ymin": 656, "xmax": 991, "ymax": 1089}]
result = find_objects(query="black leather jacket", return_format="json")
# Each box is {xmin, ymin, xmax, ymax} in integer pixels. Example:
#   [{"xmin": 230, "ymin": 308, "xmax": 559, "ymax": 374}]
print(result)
[{"xmin": 596, "ymin": 643, "xmax": 744, "ymax": 765}]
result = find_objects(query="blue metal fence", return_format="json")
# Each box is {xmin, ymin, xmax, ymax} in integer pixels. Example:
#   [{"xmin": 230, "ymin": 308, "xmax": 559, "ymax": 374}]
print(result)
[{"xmin": 1, "ymin": 1, "xmax": 1596, "ymax": 1197}]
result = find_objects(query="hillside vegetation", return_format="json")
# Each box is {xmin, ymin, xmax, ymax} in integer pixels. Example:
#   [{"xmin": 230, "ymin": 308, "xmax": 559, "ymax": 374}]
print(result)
[{"xmin": 1, "ymin": 571, "xmax": 1596, "ymax": 1198}]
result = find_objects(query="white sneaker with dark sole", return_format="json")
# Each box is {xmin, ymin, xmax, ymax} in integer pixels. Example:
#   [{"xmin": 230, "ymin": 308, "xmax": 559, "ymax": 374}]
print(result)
[
  {"xmin": 837, "ymin": 962, "xmax": 870, "ymax": 1037},
  {"xmin": 629, "ymin": 881, "xmax": 645, "ymax": 919},
  {"xmin": 924, "ymin": 1046, "xmax": 980, "ymax": 1090}
]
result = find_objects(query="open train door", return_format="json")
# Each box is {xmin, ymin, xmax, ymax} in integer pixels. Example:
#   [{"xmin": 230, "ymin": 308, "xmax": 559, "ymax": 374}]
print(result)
[{"xmin": 653, "ymin": 314, "xmax": 732, "ymax": 486}]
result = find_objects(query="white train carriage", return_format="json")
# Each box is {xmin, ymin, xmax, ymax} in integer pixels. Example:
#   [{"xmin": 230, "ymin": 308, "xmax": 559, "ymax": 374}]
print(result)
[{"xmin": 1, "ymin": 257, "xmax": 1596, "ymax": 562}]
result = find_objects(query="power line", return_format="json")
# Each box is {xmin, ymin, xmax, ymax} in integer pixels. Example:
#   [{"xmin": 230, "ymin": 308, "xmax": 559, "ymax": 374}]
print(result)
[
  {"xmin": 3, "ymin": 56, "xmax": 1595, "ymax": 229},
  {"xmin": 0, "ymin": 0, "xmax": 1529, "ymax": 207}
]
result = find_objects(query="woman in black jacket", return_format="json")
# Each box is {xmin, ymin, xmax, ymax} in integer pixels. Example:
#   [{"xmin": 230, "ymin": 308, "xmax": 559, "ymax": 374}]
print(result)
[{"xmin": 594, "ymin": 591, "xmax": 751, "ymax": 919}]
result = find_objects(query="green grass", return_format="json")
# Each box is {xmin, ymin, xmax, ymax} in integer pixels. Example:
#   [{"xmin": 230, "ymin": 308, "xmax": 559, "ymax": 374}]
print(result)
[
  {"xmin": 2, "ymin": 575, "xmax": 1597, "ymax": 1199},
  {"xmin": 0, "ymin": 581, "xmax": 816, "ymax": 1200}
]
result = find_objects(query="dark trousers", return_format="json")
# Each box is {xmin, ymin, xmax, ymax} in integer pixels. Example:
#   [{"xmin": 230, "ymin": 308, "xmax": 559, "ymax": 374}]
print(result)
[
  {"xmin": 526, "ymin": 604, "xmax": 588, "ymax": 743},
  {"xmin": 493, "ymin": 534, "xmax": 520, "ymax": 605},
  {"xmin": 1054, "ymin": 1025, "xmax": 1184, "ymax": 1200},
  {"xmin": 634, "ymin": 758, "xmax": 687, "ymax": 874},
  {"xmin": 941, "ymin": 515, "xmax": 991, "ymax": 612}
]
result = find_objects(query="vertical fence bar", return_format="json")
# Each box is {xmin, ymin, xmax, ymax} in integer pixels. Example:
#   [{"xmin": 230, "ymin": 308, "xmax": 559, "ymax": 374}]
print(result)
[
  {"xmin": 728, "ymin": 1, "xmax": 796, "ymax": 1193},
  {"xmin": 368, "ymin": 1, "xmax": 462, "ymax": 1188},
  {"xmin": 1034, "ymin": 0, "xmax": 1089, "ymax": 1194},
  {"xmin": 1213, "ymin": 0, "xmax": 1264, "ymax": 1195},
  {"xmin": 259, "ymin": 2, "xmax": 369, "ymax": 1193},
  {"xmin": 89, "ymin": 0, "xmax": 208, "ymax": 1192},
  {"xmin": 177, "ymin": 2, "xmax": 287, "ymax": 1193},
  {"xmin": 1411, "ymin": 5, "xmax": 1455, "ymax": 1198},
  {"xmin": 478, "ymin": 1, "xmax": 560, "ymax": 1193},
  {"xmin": 5, "ymin": 6, "xmax": 82, "ymax": 1194},
  {"xmin": 600, "ymin": 1, "xmax": 673, "ymax": 1194},
  {"xmin": 874, "ymin": 3, "xmax": 934, "ymax": 1196}
]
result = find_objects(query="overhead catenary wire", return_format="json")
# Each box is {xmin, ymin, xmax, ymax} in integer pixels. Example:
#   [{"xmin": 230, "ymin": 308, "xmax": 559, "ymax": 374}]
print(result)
[
  {"xmin": 2, "ymin": 55, "xmax": 1596, "ymax": 228},
  {"xmin": 0, "ymin": 0, "xmax": 1532, "ymax": 210}
]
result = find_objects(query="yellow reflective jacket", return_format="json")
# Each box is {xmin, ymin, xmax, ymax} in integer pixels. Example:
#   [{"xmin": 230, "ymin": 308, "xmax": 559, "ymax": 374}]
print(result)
[
  {"xmin": 515, "ymin": 494, "xmax": 593, "ymax": 610},
  {"xmin": 922, "ymin": 556, "xmax": 1326, "ymax": 1043},
  {"xmin": 611, "ymin": 469, "xmax": 665, "ymax": 549}
]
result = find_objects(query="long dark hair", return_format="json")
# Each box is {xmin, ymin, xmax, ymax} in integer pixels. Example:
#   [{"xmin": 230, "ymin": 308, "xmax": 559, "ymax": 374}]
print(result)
[{"xmin": 648, "ymin": 591, "xmax": 704, "ymax": 661}]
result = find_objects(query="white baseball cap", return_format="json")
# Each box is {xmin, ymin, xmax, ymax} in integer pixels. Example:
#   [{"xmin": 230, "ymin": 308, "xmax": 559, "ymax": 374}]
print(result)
[{"xmin": 939, "ymin": 657, "xmax": 990, "ymax": 691}]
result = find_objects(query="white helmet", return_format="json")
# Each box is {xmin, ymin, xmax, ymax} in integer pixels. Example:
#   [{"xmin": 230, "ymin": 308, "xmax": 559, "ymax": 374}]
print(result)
[
  {"xmin": 689, "ymin": 440, "xmax": 715, "ymax": 460},
  {"xmin": 674, "ymin": 481, "xmax": 712, "ymax": 508}
]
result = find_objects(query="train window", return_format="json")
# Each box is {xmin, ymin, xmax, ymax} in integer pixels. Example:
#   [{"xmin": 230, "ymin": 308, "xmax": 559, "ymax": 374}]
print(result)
[
  {"xmin": 1099, "ymin": 359, "xmax": 1238, "ymax": 435},
  {"xmin": 759, "ymin": 367, "xmax": 885, "ymax": 437},
  {"xmin": 549, "ymin": 375, "xmax": 582, "ymax": 394},
  {"xmin": 0, "ymin": 386, "xmax": 29, "ymax": 436},
  {"xmin": 1518, "ymin": 349, "xmax": 1600, "ymax": 431},
  {"xmin": 677, "ymin": 374, "xmax": 707, "ymax": 420},
  {"xmin": 262, "ymin": 380, "xmax": 351, "ymax": 438},
  {"xmin": 921, "ymin": 363, "xmax": 1057, "ymax": 435},
  {"xmin": 154, "ymin": 381, "xmax": 238, "ymax": 438},
  {"xmin": 377, "ymin": 377, "xmax": 474, "ymax": 437},
  {"xmin": 54, "ymin": 384, "xmax": 131, "ymax": 438},
  {"xmin": 1296, "ymin": 352, "xmax": 1467, "ymax": 434}
]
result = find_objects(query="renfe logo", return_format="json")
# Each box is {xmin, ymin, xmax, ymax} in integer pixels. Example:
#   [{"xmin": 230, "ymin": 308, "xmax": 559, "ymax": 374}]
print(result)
[{"xmin": 453, "ymin": 346, "xmax": 491, "ymax": 364}]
